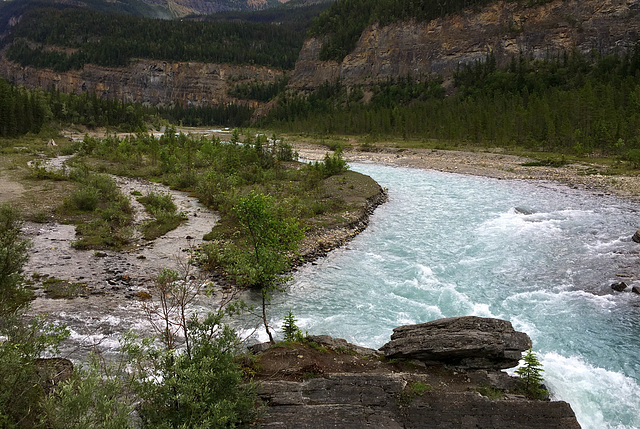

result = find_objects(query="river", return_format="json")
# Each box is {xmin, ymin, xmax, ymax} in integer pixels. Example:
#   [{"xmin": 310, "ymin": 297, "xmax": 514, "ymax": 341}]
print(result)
[
  {"xmin": 24, "ymin": 159, "xmax": 640, "ymax": 428},
  {"xmin": 258, "ymin": 162, "xmax": 640, "ymax": 429}
]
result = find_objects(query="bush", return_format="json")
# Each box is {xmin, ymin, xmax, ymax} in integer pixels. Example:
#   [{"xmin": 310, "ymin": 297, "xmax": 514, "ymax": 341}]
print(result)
[
  {"xmin": 69, "ymin": 186, "xmax": 100, "ymax": 211},
  {"xmin": 0, "ymin": 206, "xmax": 70, "ymax": 427},
  {"xmin": 0, "ymin": 204, "xmax": 32, "ymax": 315},
  {"xmin": 0, "ymin": 316, "xmax": 69, "ymax": 428},
  {"xmin": 626, "ymin": 149, "xmax": 640, "ymax": 168},
  {"xmin": 41, "ymin": 352, "xmax": 136, "ymax": 429},
  {"xmin": 138, "ymin": 192, "xmax": 176, "ymax": 216},
  {"xmin": 133, "ymin": 315, "xmax": 258, "ymax": 429}
]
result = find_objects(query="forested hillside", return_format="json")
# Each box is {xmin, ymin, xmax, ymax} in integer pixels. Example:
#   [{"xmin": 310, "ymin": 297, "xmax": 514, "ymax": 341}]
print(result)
[
  {"xmin": 0, "ymin": 78, "xmax": 149, "ymax": 137},
  {"xmin": 2, "ymin": 6, "xmax": 304, "ymax": 70},
  {"xmin": 201, "ymin": 0, "xmax": 331, "ymax": 34},
  {"xmin": 0, "ymin": 0, "xmax": 173, "ymax": 26},
  {"xmin": 265, "ymin": 48, "xmax": 640, "ymax": 157},
  {"xmin": 0, "ymin": 76, "xmax": 259, "ymax": 138}
]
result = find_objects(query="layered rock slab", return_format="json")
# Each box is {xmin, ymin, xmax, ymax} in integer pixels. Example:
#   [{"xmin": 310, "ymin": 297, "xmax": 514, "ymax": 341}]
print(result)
[
  {"xmin": 379, "ymin": 316, "xmax": 532, "ymax": 369},
  {"xmin": 254, "ymin": 317, "xmax": 579, "ymax": 428},
  {"xmin": 258, "ymin": 375, "xmax": 580, "ymax": 429}
]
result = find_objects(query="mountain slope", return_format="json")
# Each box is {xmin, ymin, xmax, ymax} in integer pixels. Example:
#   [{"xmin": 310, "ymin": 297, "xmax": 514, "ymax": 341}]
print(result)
[{"xmin": 291, "ymin": 0, "xmax": 640, "ymax": 90}]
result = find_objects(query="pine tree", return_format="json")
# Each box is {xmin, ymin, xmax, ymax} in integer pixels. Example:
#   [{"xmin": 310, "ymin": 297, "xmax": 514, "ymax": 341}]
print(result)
[
  {"xmin": 515, "ymin": 348, "xmax": 548, "ymax": 400},
  {"xmin": 282, "ymin": 310, "xmax": 302, "ymax": 342}
]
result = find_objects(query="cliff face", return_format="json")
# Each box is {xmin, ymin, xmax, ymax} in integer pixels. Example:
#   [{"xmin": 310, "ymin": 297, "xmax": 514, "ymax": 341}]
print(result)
[
  {"xmin": 290, "ymin": 0, "xmax": 640, "ymax": 90},
  {"xmin": 0, "ymin": 55, "xmax": 284, "ymax": 107}
]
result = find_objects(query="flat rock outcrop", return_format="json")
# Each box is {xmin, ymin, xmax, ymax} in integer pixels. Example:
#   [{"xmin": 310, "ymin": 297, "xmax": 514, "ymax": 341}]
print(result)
[
  {"xmin": 252, "ymin": 318, "xmax": 580, "ymax": 428},
  {"xmin": 380, "ymin": 316, "xmax": 532, "ymax": 369},
  {"xmin": 259, "ymin": 375, "xmax": 580, "ymax": 428}
]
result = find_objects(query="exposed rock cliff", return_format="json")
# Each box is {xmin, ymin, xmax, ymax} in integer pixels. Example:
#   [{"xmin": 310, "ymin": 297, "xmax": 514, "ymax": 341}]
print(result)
[
  {"xmin": 290, "ymin": 0, "xmax": 640, "ymax": 90},
  {"xmin": 0, "ymin": 54, "xmax": 284, "ymax": 107},
  {"xmin": 251, "ymin": 317, "xmax": 581, "ymax": 428}
]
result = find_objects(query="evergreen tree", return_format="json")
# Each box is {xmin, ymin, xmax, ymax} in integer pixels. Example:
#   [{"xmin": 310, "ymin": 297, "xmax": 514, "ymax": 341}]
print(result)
[{"xmin": 515, "ymin": 348, "xmax": 548, "ymax": 400}]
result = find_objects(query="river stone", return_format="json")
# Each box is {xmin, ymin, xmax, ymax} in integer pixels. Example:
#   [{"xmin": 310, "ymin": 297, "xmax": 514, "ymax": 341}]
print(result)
[
  {"xmin": 633, "ymin": 229, "xmax": 640, "ymax": 243},
  {"xmin": 611, "ymin": 282, "xmax": 628, "ymax": 292},
  {"xmin": 379, "ymin": 316, "xmax": 531, "ymax": 369},
  {"xmin": 632, "ymin": 286, "xmax": 640, "ymax": 295}
]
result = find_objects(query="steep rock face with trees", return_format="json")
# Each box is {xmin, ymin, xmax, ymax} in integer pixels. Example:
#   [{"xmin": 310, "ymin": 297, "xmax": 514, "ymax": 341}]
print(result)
[
  {"xmin": 290, "ymin": 0, "xmax": 640, "ymax": 90},
  {"xmin": 0, "ymin": 55, "xmax": 284, "ymax": 107}
]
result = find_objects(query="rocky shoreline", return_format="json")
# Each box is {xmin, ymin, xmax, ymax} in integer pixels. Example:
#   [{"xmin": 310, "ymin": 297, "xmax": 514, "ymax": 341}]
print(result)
[
  {"xmin": 296, "ymin": 185, "xmax": 388, "ymax": 266},
  {"xmin": 294, "ymin": 143, "xmax": 640, "ymax": 203}
]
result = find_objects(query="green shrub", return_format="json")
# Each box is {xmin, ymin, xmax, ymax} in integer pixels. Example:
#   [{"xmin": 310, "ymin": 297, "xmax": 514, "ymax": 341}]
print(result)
[
  {"xmin": 132, "ymin": 316, "xmax": 258, "ymax": 428},
  {"xmin": 138, "ymin": 192, "xmax": 176, "ymax": 215},
  {"xmin": 40, "ymin": 353, "xmax": 136, "ymax": 429},
  {"xmin": 626, "ymin": 149, "xmax": 640, "ymax": 168},
  {"xmin": 69, "ymin": 186, "xmax": 100, "ymax": 211},
  {"xmin": 0, "ymin": 204, "xmax": 32, "ymax": 314}
]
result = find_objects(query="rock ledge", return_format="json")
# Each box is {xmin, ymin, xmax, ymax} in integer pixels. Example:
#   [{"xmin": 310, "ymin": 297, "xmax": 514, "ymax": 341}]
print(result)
[{"xmin": 253, "ymin": 317, "xmax": 580, "ymax": 428}]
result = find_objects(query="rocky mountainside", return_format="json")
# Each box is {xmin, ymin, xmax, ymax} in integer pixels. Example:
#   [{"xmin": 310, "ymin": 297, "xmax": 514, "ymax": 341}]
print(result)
[
  {"xmin": 251, "ymin": 316, "xmax": 581, "ymax": 428},
  {"xmin": 0, "ymin": 54, "xmax": 284, "ymax": 107},
  {"xmin": 2, "ymin": 0, "xmax": 638, "ymax": 108},
  {"xmin": 290, "ymin": 0, "xmax": 640, "ymax": 90},
  {"xmin": 134, "ymin": 0, "xmax": 285, "ymax": 17}
]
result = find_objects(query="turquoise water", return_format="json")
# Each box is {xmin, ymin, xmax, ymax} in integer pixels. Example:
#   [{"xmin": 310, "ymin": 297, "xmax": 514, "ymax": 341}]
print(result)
[{"xmin": 259, "ymin": 163, "xmax": 640, "ymax": 429}]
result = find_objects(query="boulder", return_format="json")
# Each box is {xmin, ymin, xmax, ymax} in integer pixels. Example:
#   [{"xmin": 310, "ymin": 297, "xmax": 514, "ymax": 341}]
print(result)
[
  {"xmin": 379, "ymin": 316, "xmax": 531, "ymax": 369},
  {"xmin": 633, "ymin": 229, "xmax": 640, "ymax": 243},
  {"xmin": 611, "ymin": 282, "xmax": 628, "ymax": 292},
  {"xmin": 632, "ymin": 286, "xmax": 640, "ymax": 295}
]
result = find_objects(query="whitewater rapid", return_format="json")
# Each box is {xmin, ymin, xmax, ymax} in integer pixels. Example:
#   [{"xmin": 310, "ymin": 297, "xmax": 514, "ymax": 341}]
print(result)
[{"xmin": 260, "ymin": 162, "xmax": 640, "ymax": 429}]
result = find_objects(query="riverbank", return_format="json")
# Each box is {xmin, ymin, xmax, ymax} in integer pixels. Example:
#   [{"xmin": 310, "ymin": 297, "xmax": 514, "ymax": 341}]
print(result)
[{"xmin": 294, "ymin": 143, "xmax": 640, "ymax": 202}]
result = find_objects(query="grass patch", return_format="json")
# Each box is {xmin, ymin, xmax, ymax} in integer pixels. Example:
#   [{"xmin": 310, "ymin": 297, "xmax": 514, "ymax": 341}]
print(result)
[
  {"xmin": 61, "ymin": 173, "xmax": 134, "ymax": 250},
  {"xmin": 520, "ymin": 158, "xmax": 569, "ymax": 167},
  {"xmin": 475, "ymin": 385, "xmax": 505, "ymax": 400},
  {"xmin": 137, "ymin": 192, "xmax": 186, "ymax": 240},
  {"xmin": 334, "ymin": 345, "xmax": 357, "ymax": 355},
  {"xmin": 42, "ymin": 277, "xmax": 88, "ymax": 299},
  {"xmin": 397, "ymin": 381, "xmax": 433, "ymax": 406}
]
